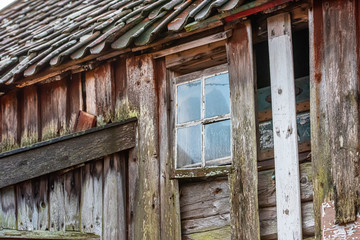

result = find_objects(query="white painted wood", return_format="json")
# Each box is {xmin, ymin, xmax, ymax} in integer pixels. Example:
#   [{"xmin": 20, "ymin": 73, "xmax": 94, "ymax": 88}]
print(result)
[{"xmin": 267, "ymin": 13, "xmax": 302, "ymax": 240}]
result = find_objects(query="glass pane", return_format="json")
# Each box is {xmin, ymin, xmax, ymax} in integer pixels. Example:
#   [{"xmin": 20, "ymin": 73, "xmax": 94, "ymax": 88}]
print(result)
[
  {"xmin": 177, "ymin": 81, "xmax": 201, "ymax": 124},
  {"xmin": 177, "ymin": 125, "xmax": 202, "ymax": 168},
  {"xmin": 205, "ymin": 73, "xmax": 230, "ymax": 118},
  {"xmin": 205, "ymin": 120, "xmax": 231, "ymax": 161}
]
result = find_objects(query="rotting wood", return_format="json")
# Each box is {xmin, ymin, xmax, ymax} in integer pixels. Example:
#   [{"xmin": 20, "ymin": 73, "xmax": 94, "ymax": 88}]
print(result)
[
  {"xmin": 126, "ymin": 54, "xmax": 160, "ymax": 240},
  {"xmin": 309, "ymin": 0, "xmax": 360, "ymax": 235},
  {"xmin": 153, "ymin": 31, "xmax": 232, "ymax": 59},
  {"xmin": 226, "ymin": 21, "xmax": 260, "ymax": 239},
  {"xmin": 156, "ymin": 58, "xmax": 181, "ymax": 240},
  {"xmin": 0, "ymin": 119, "xmax": 136, "ymax": 189},
  {"xmin": 268, "ymin": 13, "xmax": 302, "ymax": 239},
  {"xmin": 173, "ymin": 166, "xmax": 231, "ymax": 179},
  {"xmin": 0, "ymin": 230, "xmax": 100, "ymax": 239},
  {"xmin": 80, "ymin": 160, "xmax": 103, "ymax": 238}
]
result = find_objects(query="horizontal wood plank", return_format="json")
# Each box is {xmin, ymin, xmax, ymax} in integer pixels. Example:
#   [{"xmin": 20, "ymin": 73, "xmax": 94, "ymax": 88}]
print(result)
[
  {"xmin": 0, "ymin": 230, "xmax": 99, "ymax": 239},
  {"xmin": 0, "ymin": 118, "xmax": 136, "ymax": 189},
  {"xmin": 153, "ymin": 31, "xmax": 232, "ymax": 59}
]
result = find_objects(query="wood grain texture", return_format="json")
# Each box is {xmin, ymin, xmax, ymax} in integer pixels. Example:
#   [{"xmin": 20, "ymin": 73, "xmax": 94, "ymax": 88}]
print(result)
[
  {"xmin": 309, "ymin": 0, "xmax": 360, "ymax": 236},
  {"xmin": 179, "ymin": 175, "xmax": 314, "ymax": 239},
  {"xmin": 0, "ymin": 186, "xmax": 16, "ymax": 229},
  {"xmin": 156, "ymin": 58, "xmax": 181, "ymax": 240},
  {"xmin": 68, "ymin": 73, "xmax": 83, "ymax": 131},
  {"xmin": 1, "ymin": 91, "xmax": 19, "ymax": 151},
  {"xmin": 21, "ymin": 86, "xmax": 39, "ymax": 147},
  {"xmin": 81, "ymin": 160, "xmax": 103, "ymax": 237},
  {"xmin": 64, "ymin": 168, "xmax": 81, "ymax": 231},
  {"xmin": 40, "ymin": 80, "xmax": 68, "ymax": 140},
  {"xmin": 126, "ymin": 54, "xmax": 160, "ymax": 240},
  {"xmin": 16, "ymin": 177, "xmax": 49, "ymax": 231},
  {"xmin": 226, "ymin": 21, "xmax": 260, "ymax": 239},
  {"xmin": 85, "ymin": 63, "xmax": 114, "ymax": 125},
  {"xmin": 49, "ymin": 174, "xmax": 65, "ymax": 231},
  {"xmin": 103, "ymin": 154, "xmax": 126, "ymax": 240},
  {"xmin": 0, "ymin": 230, "xmax": 100, "ymax": 239},
  {"xmin": 268, "ymin": 13, "xmax": 302, "ymax": 239},
  {"xmin": 0, "ymin": 120, "xmax": 136, "ymax": 189}
]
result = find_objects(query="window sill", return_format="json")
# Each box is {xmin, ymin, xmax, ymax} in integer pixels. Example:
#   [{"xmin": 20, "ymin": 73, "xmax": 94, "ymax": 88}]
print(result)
[{"xmin": 171, "ymin": 165, "xmax": 232, "ymax": 179}]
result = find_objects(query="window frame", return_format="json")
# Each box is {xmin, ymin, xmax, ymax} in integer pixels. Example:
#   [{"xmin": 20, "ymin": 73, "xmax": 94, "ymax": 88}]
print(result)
[{"xmin": 172, "ymin": 64, "xmax": 233, "ymax": 171}]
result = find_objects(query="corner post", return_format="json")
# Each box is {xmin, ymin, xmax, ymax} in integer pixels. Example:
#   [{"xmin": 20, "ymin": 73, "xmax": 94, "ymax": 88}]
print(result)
[{"xmin": 226, "ymin": 20, "xmax": 260, "ymax": 239}]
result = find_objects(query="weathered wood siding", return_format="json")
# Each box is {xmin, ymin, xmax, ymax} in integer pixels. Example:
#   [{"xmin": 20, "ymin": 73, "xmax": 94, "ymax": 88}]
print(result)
[
  {"xmin": 180, "ymin": 162, "xmax": 314, "ymax": 240},
  {"xmin": 1, "ymin": 152, "xmax": 127, "ymax": 239},
  {"xmin": 310, "ymin": 0, "xmax": 360, "ymax": 238}
]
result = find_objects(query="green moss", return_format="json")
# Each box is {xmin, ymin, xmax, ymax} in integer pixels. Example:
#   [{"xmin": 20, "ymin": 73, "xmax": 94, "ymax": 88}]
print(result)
[
  {"xmin": 186, "ymin": 226, "xmax": 231, "ymax": 240},
  {"xmin": 0, "ymin": 138, "xmax": 19, "ymax": 152},
  {"xmin": 114, "ymin": 100, "xmax": 138, "ymax": 123}
]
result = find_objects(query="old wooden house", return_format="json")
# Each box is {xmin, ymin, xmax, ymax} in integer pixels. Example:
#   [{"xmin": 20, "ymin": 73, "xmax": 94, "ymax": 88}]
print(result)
[{"xmin": 0, "ymin": 0, "xmax": 358, "ymax": 239}]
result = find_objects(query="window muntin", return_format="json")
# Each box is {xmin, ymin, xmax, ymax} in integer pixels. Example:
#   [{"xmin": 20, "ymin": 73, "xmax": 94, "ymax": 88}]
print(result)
[{"xmin": 175, "ymin": 71, "xmax": 231, "ymax": 169}]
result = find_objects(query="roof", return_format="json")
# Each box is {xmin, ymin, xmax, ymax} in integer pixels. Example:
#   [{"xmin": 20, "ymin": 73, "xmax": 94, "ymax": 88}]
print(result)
[{"xmin": 0, "ymin": 0, "xmax": 262, "ymax": 86}]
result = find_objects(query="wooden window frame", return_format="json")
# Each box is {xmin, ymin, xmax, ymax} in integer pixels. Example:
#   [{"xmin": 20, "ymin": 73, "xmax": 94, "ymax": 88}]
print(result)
[{"xmin": 171, "ymin": 64, "xmax": 233, "ymax": 179}]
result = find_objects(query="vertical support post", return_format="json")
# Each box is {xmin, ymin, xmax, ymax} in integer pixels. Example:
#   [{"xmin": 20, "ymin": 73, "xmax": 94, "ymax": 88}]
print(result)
[
  {"xmin": 267, "ymin": 13, "xmax": 302, "ymax": 239},
  {"xmin": 226, "ymin": 21, "xmax": 260, "ymax": 239},
  {"xmin": 310, "ymin": 0, "xmax": 359, "ymax": 237},
  {"xmin": 126, "ymin": 54, "xmax": 160, "ymax": 240}
]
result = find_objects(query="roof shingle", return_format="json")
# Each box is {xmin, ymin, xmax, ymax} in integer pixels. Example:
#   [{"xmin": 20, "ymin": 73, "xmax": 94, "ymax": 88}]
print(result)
[{"xmin": 0, "ymin": 0, "xmax": 247, "ymax": 85}]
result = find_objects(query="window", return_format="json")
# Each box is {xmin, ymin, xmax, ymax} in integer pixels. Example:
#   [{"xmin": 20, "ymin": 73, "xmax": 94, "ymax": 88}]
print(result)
[{"xmin": 174, "ymin": 66, "xmax": 231, "ymax": 169}]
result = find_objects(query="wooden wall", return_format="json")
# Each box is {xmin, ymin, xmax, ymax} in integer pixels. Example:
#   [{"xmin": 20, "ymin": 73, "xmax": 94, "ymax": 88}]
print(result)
[{"xmin": 0, "ymin": 59, "xmax": 137, "ymax": 239}]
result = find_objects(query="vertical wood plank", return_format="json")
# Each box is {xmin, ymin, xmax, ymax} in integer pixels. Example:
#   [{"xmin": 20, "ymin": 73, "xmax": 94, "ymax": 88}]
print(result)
[
  {"xmin": 226, "ymin": 21, "xmax": 260, "ymax": 239},
  {"xmin": 156, "ymin": 58, "xmax": 181, "ymax": 240},
  {"xmin": 1, "ymin": 91, "xmax": 19, "ymax": 151},
  {"xmin": 32, "ymin": 176, "xmax": 49, "ymax": 230},
  {"xmin": 17, "ymin": 86, "xmax": 49, "ymax": 231},
  {"xmin": 126, "ymin": 54, "xmax": 160, "ymax": 240},
  {"xmin": 68, "ymin": 73, "xmax": 83, "ymax": 130},
  {"xmin": 21, "ymin": 86, "xmax": 39, "ymax": 146},
  {"xmin": 310, "ymin": 0, "xmax": 360, "ymax": 236},
  {"xmin": 40, "ymin": 80, "xmax": 68, "ymax": 140},
  {"xmin": 0, "ymin": 186, "xmax": 16, "ymax": 230},
  {"xmin": 127, "ymin": 148, "xmax": 138, "ymax": 240},
  {"xmin": 64, "ymin": 168, "xmax": 81, "ymax": 231},
  {"xmin": 85, "ymin": 63, "xmax": 114, "ymax": 125},
  {"xmin": 103, "ymin": 154, "xmax": 126, "ymax": 240},
  {"xmin": 0, "ymin": 92, "xmax": 18, "ymax": 230},
  {"xmin": 17, "ymin": 181, "xmax": 34, "ymax": 231},
  {"xmin": 49, "ymin": 174, "xmax": 65, "ymax": 231},
  {"xmin": 81, "ymin": 160, "xmax": 103, "ymax": 237},
  {"xmin": 267, "ymin": 13, "xmax": 302, "ymax": 239}
]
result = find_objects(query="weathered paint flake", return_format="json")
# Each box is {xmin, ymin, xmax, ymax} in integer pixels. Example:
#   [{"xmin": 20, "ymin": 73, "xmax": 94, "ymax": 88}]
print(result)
[{"xmin": 322, "ymin": 201, "xmax": 360, "ymax": 239}]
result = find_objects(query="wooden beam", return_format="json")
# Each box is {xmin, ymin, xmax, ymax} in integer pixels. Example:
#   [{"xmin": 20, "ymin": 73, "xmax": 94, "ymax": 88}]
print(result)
[
  {"xmin": 152, "ymin": 31, "xmax": 232, "ymax": 59},
  {"xmin": 126, "ymin": 55, "xmax": 160, "ymax": 240},
  {"xmin": 309, "ymin": 0, "xmax": 360, "ymax": 236},
  {"xmin": 0, "ymin": 230, "xmax": 100, "ymax": 239},
  {"xmin": 226, "ymin": 21, "xmax": 260, "ymax": 239},
  {"xmin": 267, "ymin": 13, "xmax": 302, "ymax": 239},
  {"xmin": 0, "ymin": 118, "xmax": 136, "ymax": 189}
]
